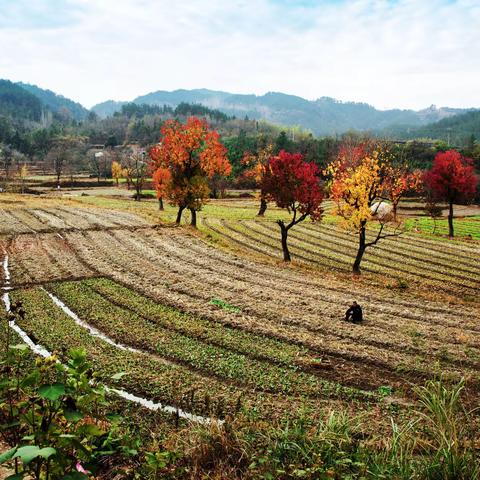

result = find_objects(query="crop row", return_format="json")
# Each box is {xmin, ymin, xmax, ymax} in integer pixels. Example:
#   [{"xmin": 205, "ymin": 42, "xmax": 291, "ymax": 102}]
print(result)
[
  {"xmin": 172, "ymin": 229, "xmax": 477, "ymax": 322},
  {"xmin": 6, "ymin": 233, "xmax": 95, "ymax": 286},
  {"xmin": 9, "ymin": 287, "xmax": 265, "ymax": 418},
  {"xmin": 47, "ymin": 279, "xmax": 372, "ymax": 399},
  {"xmin": 212, "ymin": 219, "xmax": 479, "ymax": 295},
  {"xmin": 248, "ymin": 220, "xmax": 480, "ymax": 288},
  {"xmin": 155, "ymin": 230, "xmax": 480, "ymax": 347},
  {"xmin": 318, "ymin": 223, "xmax": 480, "ymax": 267},
  {"xmin": 0, "ymin": 206, "xmax": 149, "ymax": 236},
  {"xmin": 300, "ymin": 223, "xmax": 480, "ymax": 277},
  {"xmin": 61, "ymin": 229, "xmax": 480, "ymax": 390},
  {"xmin": 10, "ymin": 286, "xmax": 381, "ymax": 422}
]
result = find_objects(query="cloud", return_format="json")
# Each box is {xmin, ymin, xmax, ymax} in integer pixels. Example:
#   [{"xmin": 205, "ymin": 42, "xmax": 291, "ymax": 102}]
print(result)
[{"xmin": 0, "ymin": 0, "xmax": 478, "ymax": 110}]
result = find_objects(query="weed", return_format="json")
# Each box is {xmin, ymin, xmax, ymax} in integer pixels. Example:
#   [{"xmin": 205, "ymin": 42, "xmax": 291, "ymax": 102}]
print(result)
[{"xmin": 209, "ymin": 298, "xmax": 241, "ymax": 313}]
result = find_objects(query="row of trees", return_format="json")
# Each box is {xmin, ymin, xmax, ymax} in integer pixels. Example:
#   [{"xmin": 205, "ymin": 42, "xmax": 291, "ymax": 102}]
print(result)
[{"xmin": 148, "ymin": 117, "xmax": 478, "ymax": 273}]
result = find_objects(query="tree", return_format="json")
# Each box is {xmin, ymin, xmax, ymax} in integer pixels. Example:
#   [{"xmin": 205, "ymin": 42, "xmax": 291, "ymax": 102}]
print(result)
[
  {"xmin": 47, "ymin": 136, "xmax": 83, "ymax": 189},
  {"xmin": 152, "ymin": 167, "xmax": 171, "ymax": 210},
  {"xmin": 382, "ymin": 165, "xmax": 422, "ymax": 221},
  {"xmin": 424, "ymin": 198, "xmax": 443, "ymax": 234},
  {"xmin": 423, "ymin": 150, "xmax": 477, "ymax": 237},
  {"xmin": 17, "ymin": 163, "xmax": 29, "ymax": 194},
  {"xmin": 149, "ymin": 117, "xmax": 231, "ymax": 227},
  {"xmin": 241, "ymin": 142, "xmax": 274, "ymax": 216},
  {"xmin": 0, "ymin": 144, "xmax": 14, "ymax": 181},
  {"xmin": 90, "ymin": 149, "xmax": 111, "ymax": 183},
  {"xmin": 111, "ymin": 160, "xmax": 123, "ymax": 186},
  {"xmin": 128, "ymin": 150, "xmax": 148, "ymax": 201},
  {"xmin": 262, "ymin": 151, "xmax": 323, "ymax": 261},
  {"xmin": 327, "ymin": 142, "xmax": 403, "ymax": 274}
]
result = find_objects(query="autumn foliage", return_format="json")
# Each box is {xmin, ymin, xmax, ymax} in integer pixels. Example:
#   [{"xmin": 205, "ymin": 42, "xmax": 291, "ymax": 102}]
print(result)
[
  {"xmin": 111, "ymin": 160, "xmax": 123, "ymax": 186},
  {"xmin": 241, "ymin": 143, "xmax": 274, "ymax": 216},
  {"xmin": 423, "ymin": 149, "xmax": 477, "ymax": 237},
  {"xmin": 382, "ymin": 165, "xmax": 422, "ymax": 220},
  {"xmin": 262, "ymin": 150, "xmax": 323, "ymax": 261},
  {"xmin": 152, "ymin": 167, "xmax": 171, "ymax": 210},
  {"xmin": 327, "ymin": 142, "xmax": 416, "ymax": 273},
  {"xmin": 149, "ymin": 117, "xmax": 231, "ymax": 226}
]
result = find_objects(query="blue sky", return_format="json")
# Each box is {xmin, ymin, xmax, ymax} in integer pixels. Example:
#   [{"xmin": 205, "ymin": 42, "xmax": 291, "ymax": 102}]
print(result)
[{"xmin": 0, "ymin": 0, "xmax": 478, "ymax": 110}]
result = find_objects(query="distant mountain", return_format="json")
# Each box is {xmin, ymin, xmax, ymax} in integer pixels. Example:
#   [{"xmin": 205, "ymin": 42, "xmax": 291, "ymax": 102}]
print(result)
[
  {"xmin": 91, "ymin": 89, "xmax": 473, "ymax": 135},
  {"xmin": 17, "ymin": 82, "xmax": 89, "ymax": 121},
  {"xmin": 0, "ymin": 79, "xmax": 45, "ymax": 123},
  {"xmin": 90, "ymin": 100, "xmax": 128, "ymax": 119},
  {"xmin": 383, "ymin": 110, "xmax": 480, "ymax": 144}
]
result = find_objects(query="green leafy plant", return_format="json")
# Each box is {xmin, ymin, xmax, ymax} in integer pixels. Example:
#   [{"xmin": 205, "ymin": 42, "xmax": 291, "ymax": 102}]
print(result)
[
  {"xmin": 0, "ymin": 303, "xmax": 138, "ymax": 479},
  {"xmin": 209, "ymin": 298, "xmax": 241, "ymax": 313}
]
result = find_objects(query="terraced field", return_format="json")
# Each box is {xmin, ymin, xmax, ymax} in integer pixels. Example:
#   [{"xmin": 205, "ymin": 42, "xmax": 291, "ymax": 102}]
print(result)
[{"xmin": 1, "ymin": 199, "xmax": 480, "ymax": 425}]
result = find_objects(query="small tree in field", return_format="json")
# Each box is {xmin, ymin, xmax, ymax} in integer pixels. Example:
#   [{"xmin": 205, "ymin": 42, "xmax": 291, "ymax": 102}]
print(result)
[
  {"xmin": 111, "ymin": 160, "xmax": 123, "ymax": 186},
  {"xmin": 327, "ymin": 142, "xmax": 405, "ymax": 274},
  {"xmin": 383, "ymin": 165, "xmax": 422, "ymax": 221},
  {"xmin": 152, "ymin": 167, "xmax": 171, "ymax": 210},
  {"xmin": 262, "ymin": 151, "xmax": 323, "ymax": 261},
  {"xmin": 423, "ymin": 150, "xmax": 477, "ymax": 237},
  {"xmin": 242, "ymin": 142, "xmax": 274, "ymax": 216},
  {"xmin": 424, "ymin": 198, "xmax": 443, "ymax": 234},
  {"xmin": 17, "ymin": 163, "xmax": 29, "ymax": 194},
  {"xmin": 149, "ymin": 117, "xmax": 231, "ymax": 227}
]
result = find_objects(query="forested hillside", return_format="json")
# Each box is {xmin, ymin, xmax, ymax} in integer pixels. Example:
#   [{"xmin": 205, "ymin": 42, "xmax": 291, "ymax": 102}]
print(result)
[
  {"xmin": 92, "ymin": 88, "xmax": 471, "ymax": 136},
  {"xmin": 0, "ymin": 80, "xmax": 44, "ymax": 123},
  {"xmin": 18, "ymin": 82, "xmax": 90, "ymax": 121},
  {"xmin": 383, "ymin": 110, "xmax": 480, "ymax": 145}
]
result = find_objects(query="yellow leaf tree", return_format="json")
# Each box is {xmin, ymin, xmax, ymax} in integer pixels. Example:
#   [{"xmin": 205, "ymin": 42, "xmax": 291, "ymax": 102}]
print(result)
[
  {"xmin": 111, "ymin": 160, "xmax": 124, "ymax": 186},
  {"xmin": 326, "ymin": 142, "xmax": 404, "ymax": 274}
]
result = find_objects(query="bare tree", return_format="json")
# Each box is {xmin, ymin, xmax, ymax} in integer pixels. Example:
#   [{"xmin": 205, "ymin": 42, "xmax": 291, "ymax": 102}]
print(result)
[
  {"xmin": 0, "ymin": 144, "xmax": 14, "ymax": 182},
  {"xmin": 119, "ymin": 147, "xmax": 148, "ymax": 200},
  {"xmin": 47, "ymin": 136, "xmax": 84, "ymax": 189}
]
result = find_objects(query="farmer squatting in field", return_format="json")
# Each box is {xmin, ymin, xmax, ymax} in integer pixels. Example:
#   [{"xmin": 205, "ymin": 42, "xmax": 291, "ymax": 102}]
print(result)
[{"xmin": 345, "ymin": 301, "xmax": 363, "ymax": 323}]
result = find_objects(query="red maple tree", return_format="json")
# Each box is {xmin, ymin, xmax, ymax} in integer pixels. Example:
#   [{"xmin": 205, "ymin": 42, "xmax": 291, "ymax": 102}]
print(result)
[
  {"xmin": 149, "ymin": 117, "xmax": 231, "ymax": 226},
  {"xmin": 423, "ymin": 150, "xmax": 477, "ymax": 237},
  {"xmin": 262, "ymin": 150, "xmax": 323, "ymax": 261}
]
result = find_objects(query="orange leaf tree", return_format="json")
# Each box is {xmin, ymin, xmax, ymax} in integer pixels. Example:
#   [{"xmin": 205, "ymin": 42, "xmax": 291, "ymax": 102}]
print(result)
[
  {"xmin": 149, "ymin": 117, "xmax": 231, "ymax": 226},
  {"xmin": 152, "ymin": 167, "xmax": 171, "ymax": 210},
  {"xmin": 382, "ymin": 165, "xmax": 422, "ymax": 221},
  {"xmin": 241, "ymin": 142, "xmax": 274, "ymax": 216}
]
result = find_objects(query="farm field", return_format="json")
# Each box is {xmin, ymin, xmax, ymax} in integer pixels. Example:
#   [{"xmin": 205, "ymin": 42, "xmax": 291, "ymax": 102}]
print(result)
[
  {"xmin": 1, "ymin": 191, "xmax": 479, "ymax": 480},
  {"xmin": 1, "ymin": 192, "xmax": 480, "ymax": 414}
]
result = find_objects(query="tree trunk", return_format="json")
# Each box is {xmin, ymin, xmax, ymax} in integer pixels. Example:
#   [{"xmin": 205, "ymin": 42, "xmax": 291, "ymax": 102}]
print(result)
[
  {"xmin": 176, "ymin": 206, "xmax": 185, "ymax": 224},
  {"xmin": 278, "ymin": 222, "xmax": 291, "ymax": 262},
  {"xmin": 190, "ymin": 208, "xmax": 197, "ymax": 228},
  {"xmin": 257, "ymin": 195, "xmax": 267, "ymax": 216},
  {"xmin": 448, "ymin": 200, "xmax": 454, "ymax": 237},
  {"xmin": 353, "ymin": 225, "xmax": 366, "ymax": 274},
  {"xmin": 392, "ymin": 203, "xmax": 398, "ymax": 222},
  {"xmin": 158, "ymin": 198, "xmax": 164, "ymax": 210},
  {"xmin": 135, "ymin": 183, "xmax": 141, "ymax": 201}
]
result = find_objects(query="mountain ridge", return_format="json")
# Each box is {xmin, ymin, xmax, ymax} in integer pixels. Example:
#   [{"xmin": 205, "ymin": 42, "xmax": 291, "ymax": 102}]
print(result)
[{"xmin": 91, "ymin": 88, "xmax": 475, "ymax": 136}]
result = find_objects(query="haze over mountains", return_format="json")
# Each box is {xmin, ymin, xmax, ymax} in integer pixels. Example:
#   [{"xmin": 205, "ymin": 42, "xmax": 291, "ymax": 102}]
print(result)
[
  {"xmin": 91, "ymin": 88, "xmax": 473, "ymax": 136},
  {"xmin": 1, "ymin": 79, "xmax": 478, "ymax": 140}
]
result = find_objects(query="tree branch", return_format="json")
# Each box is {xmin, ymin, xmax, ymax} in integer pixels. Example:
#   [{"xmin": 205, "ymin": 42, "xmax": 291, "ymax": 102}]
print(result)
[{"xmin": 365, "ymin": 222, "xmax": 403, "ymax": 248}]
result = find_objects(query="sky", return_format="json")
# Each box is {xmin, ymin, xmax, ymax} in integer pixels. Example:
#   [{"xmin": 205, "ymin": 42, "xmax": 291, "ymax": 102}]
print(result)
[{"xmin": 0, "ymin": 0, "xmax": 479, "ymax": 110}]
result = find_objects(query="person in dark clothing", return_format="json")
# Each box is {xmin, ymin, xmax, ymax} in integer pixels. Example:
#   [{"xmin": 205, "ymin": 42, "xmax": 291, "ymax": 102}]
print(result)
[{"xmin": 345, "ymin": 301, "xmax": 363, "ymax": 323}]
